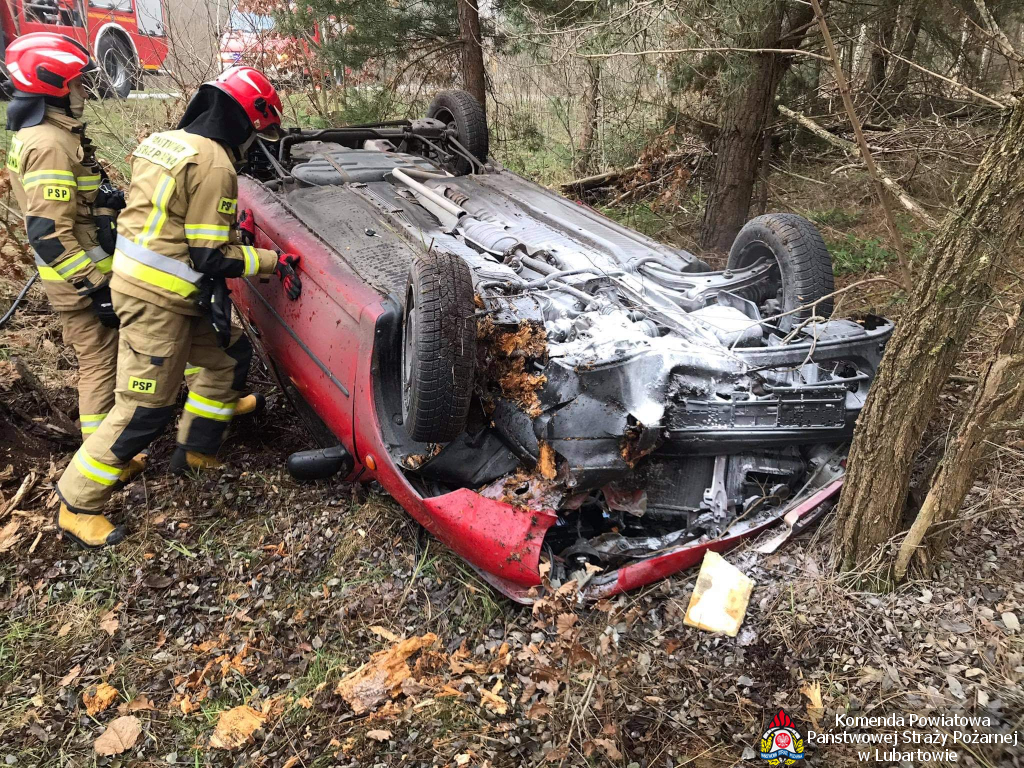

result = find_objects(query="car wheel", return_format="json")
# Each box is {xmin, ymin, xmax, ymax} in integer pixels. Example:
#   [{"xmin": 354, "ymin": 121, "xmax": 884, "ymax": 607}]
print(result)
[
  {"xmin": 426, "ymin": 89, "xmax": 489, "ymax": 173},
  {"xmin": 96, "ymin": 35, "xmax": 136, "ymax": 99},
  {"xmin": 402, "ymin": 251, "xmax": 477, "ymax": 443},
  {"xmin": 727, "ymin": 213, "xmax": 835, "ymax": 332}
]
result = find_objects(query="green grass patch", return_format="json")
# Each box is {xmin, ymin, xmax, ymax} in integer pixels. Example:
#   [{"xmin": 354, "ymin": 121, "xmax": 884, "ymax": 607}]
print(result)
[
  {"xmin": 827, "ymin": 233, "xmax": 900, "ymax": 274},
  {"xmin": 500, "ymin": 139, "xmax": 575, "ymax": 188},
  {"xmin": 599, "ymin": 201, "xmax": 667, "ymax": 240},
  {"xmin": 827, "ymin": 228, "xmax": 933, "ymax": 275},
  {"xmin": 808, "ymin": 208, "xmax": 862, "ymax": 228}
]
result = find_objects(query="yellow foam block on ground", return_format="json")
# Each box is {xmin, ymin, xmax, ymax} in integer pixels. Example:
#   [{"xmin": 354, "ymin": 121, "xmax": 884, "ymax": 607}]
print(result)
[{"xmin": 683, "ymin": 550, "xmax": 755, "ymax": 637}]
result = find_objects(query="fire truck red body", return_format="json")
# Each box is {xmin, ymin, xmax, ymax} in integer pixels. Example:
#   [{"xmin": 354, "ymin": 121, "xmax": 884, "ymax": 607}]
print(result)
[{"xmin": 0, "ymin": 0, "xmax": 169, "ymax": 96}]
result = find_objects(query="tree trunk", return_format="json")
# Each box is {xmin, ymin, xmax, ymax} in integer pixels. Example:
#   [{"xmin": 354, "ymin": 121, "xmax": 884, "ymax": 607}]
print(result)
[
  {"xmin": 889, "ymin": 4, "xmax": 923, "ymax": 96},
  {"xmin": 457, "ymin": 0, "xmax": 486, "ymax": 108},
  {"xmin": 574, "ymin": 59, "xmax": 601, "ymax": 177},
  {"xmin": 893, "ymin": 307, "xmax": 1024, "ymax": 580},
  {"xmin": 755, "ymin": 128, "xmax": 772, "ymax": 217},
  {"xmin": 953, "ymin": 17, "xmax": 975, "ymax": 87},
  {"xmin": 833, "ymin": 100, "xmax": 1024, "ymax": 574},
  {"xmin": 864, "ymin": 7, "xmax": 896, "ymax": 107},
  {"xmin": 973, "ymin": 0, "xmax": 1020, "ymax": 85},
  {"xmin": 699, "ymin": 2, "xmax": 814, "ymax": 252}
]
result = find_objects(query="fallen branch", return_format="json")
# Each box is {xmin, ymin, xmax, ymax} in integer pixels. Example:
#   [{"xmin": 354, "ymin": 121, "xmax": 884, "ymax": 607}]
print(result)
[
  {"xmin": 1, "ymin": 471, "xmax": 37, "ymax": 519},
  {"xmin": 778, "ymin": 105, "xmax": 940, "ymax": 230},
  {"xmin": 561, "ymin": 147, "xmax": 707, "ymax": 193},
  {"xmin": 877, "ymin": 42, "xmax": 1011, "ymax": 109}
]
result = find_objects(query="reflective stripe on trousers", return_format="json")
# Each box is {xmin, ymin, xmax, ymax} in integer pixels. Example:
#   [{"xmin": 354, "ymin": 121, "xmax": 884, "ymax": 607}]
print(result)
[
  {"xmin": 183, "ymin": 391, "xmax": 236, "ymax": 422},
  {"xmin": 80, "ymin": 413, "xmax": 107, "ymax": 436},
  {"xmin": 112, "ymin": 235, "xmax": 204, "ymax": 298},
  {"xmin": 72, "ymin": 446, "xmax": 121, "ymax": 487}
]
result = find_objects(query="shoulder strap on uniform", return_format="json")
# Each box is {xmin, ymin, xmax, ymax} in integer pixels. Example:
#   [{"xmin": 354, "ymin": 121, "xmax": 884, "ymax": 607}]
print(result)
[{"xmin": 133, "ymin": 132, "xmax": 199, "ymax": 171}]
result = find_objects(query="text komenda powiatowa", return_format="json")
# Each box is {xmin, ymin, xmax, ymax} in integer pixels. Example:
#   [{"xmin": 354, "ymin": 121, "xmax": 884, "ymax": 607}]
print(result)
[{"xmin": 806, "ymin": 713, "xmax": 1019, "ymax": 751}]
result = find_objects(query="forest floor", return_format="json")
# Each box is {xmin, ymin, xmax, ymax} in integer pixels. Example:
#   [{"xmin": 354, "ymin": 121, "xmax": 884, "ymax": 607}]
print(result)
[{"xmin": 1, "ymin": 103, "xmax": 1023, "ymax": 766}]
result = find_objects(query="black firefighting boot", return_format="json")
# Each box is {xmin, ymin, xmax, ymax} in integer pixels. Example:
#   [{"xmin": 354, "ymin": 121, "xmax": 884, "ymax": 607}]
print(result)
[
  {"xmin": 234, "ymin": 393, "xmax": 265, "ymax": 417},
  {"xmin": 170, "ymin": 446, "xmax": 224, "ymax": 476},
  {"xmin": 58, "ymin": 503, "xmax": 126, "ymax": 549}
]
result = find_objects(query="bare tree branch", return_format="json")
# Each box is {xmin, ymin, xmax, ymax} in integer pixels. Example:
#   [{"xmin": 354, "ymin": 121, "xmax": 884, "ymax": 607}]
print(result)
[
  {"xmin": 809, "ymin": 0, "xmax": 913, "ymax": 290},
  {"xmin": 778, "ymin": 105, "xmax": 940, "ymax": 229}
]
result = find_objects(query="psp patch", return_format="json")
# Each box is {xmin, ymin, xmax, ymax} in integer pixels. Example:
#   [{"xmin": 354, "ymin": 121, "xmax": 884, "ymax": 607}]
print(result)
[
  {"xmin": 128, "ymin": 376, "xmax": 158, "ymax": 394},
  {"xmin": 217, "ymin": 197, "xmax": 237, "ymax": 215},
  {"xmin": 43, "ymin": 185, "xmax": 72, "ymax": 202}
]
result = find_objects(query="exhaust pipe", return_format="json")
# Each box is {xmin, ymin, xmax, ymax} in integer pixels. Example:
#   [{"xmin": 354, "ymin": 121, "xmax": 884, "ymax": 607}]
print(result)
[{"xmin": 287, "ymin": 445, "xmax": 353, "ymax": 481}]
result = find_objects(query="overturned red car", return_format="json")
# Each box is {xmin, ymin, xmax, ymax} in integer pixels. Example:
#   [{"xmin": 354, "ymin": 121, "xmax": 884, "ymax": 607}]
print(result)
[{"xmin": 230, "ymin": 90, "xmax": 892, "ymax": 602}]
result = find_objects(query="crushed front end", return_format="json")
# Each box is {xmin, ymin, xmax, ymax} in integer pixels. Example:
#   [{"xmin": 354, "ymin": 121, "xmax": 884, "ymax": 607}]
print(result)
[{"xmin": 375, "ymin": 165, "xmax": 894, "ymax": 592}]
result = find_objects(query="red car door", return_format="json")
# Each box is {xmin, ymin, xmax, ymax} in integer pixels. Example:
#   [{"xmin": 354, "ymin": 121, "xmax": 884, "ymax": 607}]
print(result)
[{"xmin": 232, "ymin": 178, "xmax": 383, "ymax": 462}]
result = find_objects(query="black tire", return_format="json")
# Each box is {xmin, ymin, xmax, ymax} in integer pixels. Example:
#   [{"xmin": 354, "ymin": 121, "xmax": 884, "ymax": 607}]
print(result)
[
  {"xmin": 96, "ymin": 35, "xmax": 136, "ymax": 99},
  {"xmin": 727, "ymin": 213, "xmax": 835, "ymax": 332},
  {"xmin": 402, "ymin": 251, "xmax": 477, "ymax": 443},
  {"xmin": 426, "ymin": 89, "xmax": 489, "ymax": 173}
]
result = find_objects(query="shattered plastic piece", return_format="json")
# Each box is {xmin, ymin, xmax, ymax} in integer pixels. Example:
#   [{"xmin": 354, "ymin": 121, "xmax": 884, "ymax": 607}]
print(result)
[
  {"xmin": 683, "ymin": 550, "xmax": 754, "ymax": 637},
  {"xmin": 755, "ymin": 477, "xmax": 843, "ymax": 554}
]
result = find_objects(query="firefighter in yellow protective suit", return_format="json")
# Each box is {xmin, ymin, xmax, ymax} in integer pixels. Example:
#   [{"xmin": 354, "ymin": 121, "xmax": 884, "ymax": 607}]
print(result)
[
  {"xmin": 5, "ymin": 33, "xmax": 129, "ymax": 443},
  {"xmin": 55, "ymin": 66, "xmax": 302, "ymax": 548}
]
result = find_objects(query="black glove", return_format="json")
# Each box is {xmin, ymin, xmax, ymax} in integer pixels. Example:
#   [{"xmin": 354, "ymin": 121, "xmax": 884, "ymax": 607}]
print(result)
[
  {"xmin": 93, "ymin": 181, "xmax": 126, "ymax": 256},
  {"xmin": 89, "ymin": 285, "xmax": 119, "ymax": 329},
  {"xmin": 94, "ymin": 213, "xmax": 117, "ymax": 255},
  {"xmin": 195, "ymin": 276, "xmax": 233, "ymax": 348},
  {"xmin": 274, "ymin": 252, "xmax": 302, "ymax": 300},
  {"xmin": 95, "ymin": 181, "xmax": 126, "ymax": 211}
]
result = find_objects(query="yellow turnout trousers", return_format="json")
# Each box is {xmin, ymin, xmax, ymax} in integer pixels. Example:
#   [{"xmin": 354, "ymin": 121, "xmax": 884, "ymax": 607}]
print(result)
[
  {"xmin": 58, "ymin": 308, "xmax": 118, "ymax": 439},
  {"xmin": 57, "ymin": 291, "xmax": 254, "ymax": 513}
]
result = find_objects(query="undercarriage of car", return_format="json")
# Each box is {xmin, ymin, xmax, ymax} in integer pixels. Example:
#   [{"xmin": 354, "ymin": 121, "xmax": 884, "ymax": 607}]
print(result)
[{"xmin": 242, "ymin": 91, "xmax": 894, "ymax": 593}]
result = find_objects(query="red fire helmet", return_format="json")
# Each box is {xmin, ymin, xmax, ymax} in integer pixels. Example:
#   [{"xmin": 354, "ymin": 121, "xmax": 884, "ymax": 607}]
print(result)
[
  {"xmin": 5, "ymin": 32, "xmax": 96, "ymax": 98},
  {"xmin": 210, "ymin": 66, "xmax": 283, "ymax": 138}
]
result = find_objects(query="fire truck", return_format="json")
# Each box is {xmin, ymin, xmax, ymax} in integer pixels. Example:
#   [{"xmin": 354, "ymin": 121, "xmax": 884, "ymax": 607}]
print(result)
[{"xmin": 0, "ymin": 0, "xmax": 169, "ymax": 98}]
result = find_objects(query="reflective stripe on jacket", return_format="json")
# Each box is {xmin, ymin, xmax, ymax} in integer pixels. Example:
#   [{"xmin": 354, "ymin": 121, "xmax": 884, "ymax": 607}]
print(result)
[
  {"xmin": 8, "ymin": 110, "xmax": 105, "ymax": 312},
  {"xmin": 110, "ymin": 129, "xmax": 278, "ymax": 316}
]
